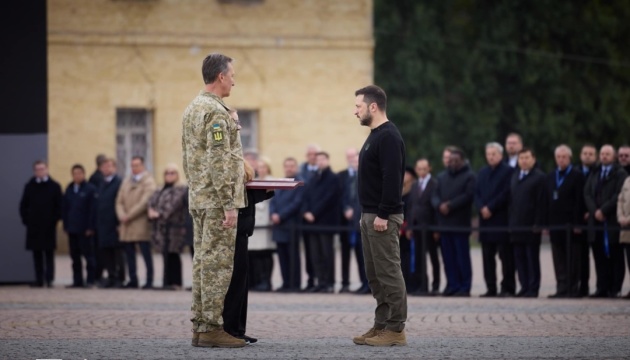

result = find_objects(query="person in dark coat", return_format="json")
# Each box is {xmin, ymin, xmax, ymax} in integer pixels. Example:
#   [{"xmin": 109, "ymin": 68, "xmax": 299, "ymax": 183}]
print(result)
[
  {"xmin": 340, "ymin": 151, "xmax": 369, "ymax": 294},
  {"xmin": 475, "ymin": 143, "xmax": 515, "ymax": 297},
  {"xmin": 546, "ymin": 145, "xmax": 586, "ymax": 298},
  {"xmin": 298, "ymin": 144, "xmax": 320, "ymax": 290},
  {"xmin": 509, "ymin": 148, "xmax": 548, "ymax": 298},
  {"xmin": 399, "ymin": 166, "xmax": 418, "ymax": 292},
  {"xmin": 19, "ymin": 160, "xmax": 63, "ymax": 287},
  {"xmin": 88, "ymin": 154, "xmax": 107, "ymax": 283},
  {"xmin": 93, "ymin": 158, "xmax": 125, "ymax": 288},
  {"xmin": 62, "ymin": 164, "xmax": 97, "ymax": 288},
  {"xmin": 301, "ymin": 152, "xmax": 340, "ymax": 293},
  {"xmin": 431, "ymin": 148, "xmax": 476, "ymax": 297},
  {"xmin": 223, "ymin": 161, "xmax": 274, "ymax": 345},
  {"xmin": 406, "ymin": 159, "xmax": 441, "ymax": 296},
  {"xmin": 584, "ymin": 145, "xmax": 628, "ymax": 298},
  {"xmin": 577, "ymin": 144, "xmax": 598, "ymax": 296},
  {"xmin": 270, "ymin": 157, "xmax": 304, "ymax": 292}
]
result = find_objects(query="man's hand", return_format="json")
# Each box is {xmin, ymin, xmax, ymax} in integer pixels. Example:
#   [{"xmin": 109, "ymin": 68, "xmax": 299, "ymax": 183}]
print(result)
[
  {"xmin": 148, "ymin": 208, "xmax": 160, "ymax": 220},
  {"xmin": 304, "ymin": 212, "xmax": 315, "ymax": 223},
  {"xmin": 480, "ymin": 206, "xmax": 492, "ymax": 220},
  {"xmin": 222, "ymin": 209, "xmax": 237, "ymax": 228},
  {"xmin": 595, "ymin": 209, "xmax": 605, "ymax": 222},
  {"xmin": 584, "ymin": 212, "xmax": 589, "ymax": 221},
  {"xmin": 373, "ymin": 216, "xmax": 388, "ymax": 232},
  {"xmin": 405, "ymin": 230, "xmax": 413, "ymax": 240},
  {"xmin": 271, "ymin": 213, "xmax": 281, "ymax": 225},
  {"xmin": 344, "ymin": 208, "xmax": 354, "ymax": 221},
  {"xmin": 85, "ymin": 229, "xmax": 94, "ymax": 237},
  {"xmin": 439, "ymin": 202, "xmax": 449, "ymax": 215},
  {"xmin": 120, "ymin": 215, "xmax": 129, "ymax": 224},
  {"xmin": 433, "ymin": 232, "xmax": 440, "ymax": 242}
]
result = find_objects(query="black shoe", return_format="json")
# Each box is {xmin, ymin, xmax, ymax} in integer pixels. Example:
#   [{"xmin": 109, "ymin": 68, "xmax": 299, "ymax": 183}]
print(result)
[
  {"xmin": 523, "ymin": 292, "xmax": 538, "ymax": 298},
  {"xmin": 430, "ymin": 289, "xmax": 441, "ymax": 296},
  {"xmin": 123, "ymin": 282, "xmax": 139, "ymax": 289},
  {"xmin": 453, "ymin": 291, "xmax": 470, "ymax": 297},
  {"xmin": 323, "ymin": 286, "xmax": 334, "ymax": 294},
  {"xmin": 498, "ymin": 291, "xmax": 515, "ymax": 298},
  {"xmin": 253, "ymin": 282, "xmax": 272, "ymax": 292},
  {"xmin": 515, "ymin": 290, "xmax": 527, "ymax": 298},
  {"xmin": 623, "ymin": 291, "xmax": 630, "ymax": 299},
  {"xmin": 65, "ymin": 284, "xmax": 85, "ymax": 289},
  {"xmin": 547, "ymin": 293, "xmax": 567, "ymax": 299},
  {"xmin": 238, "ymin": 335, "xmax": 258, "ymax": 344},
  {"xmin": 480, "ymin": 291, "xmax": 497, "ymax": 298},
  {"xmin": 46, "ymin": 282, "xmax": 53, "ymax": 288},
  {"xmin": 142, "ymin": 284, "xmax": 154, "ymax": 290},
  {"xmin": 589, "ymin": 291, "xmax": 608, "ymax": 298},
  {"xmin": 301, "ymin": 285, "xmax": 317, "ymax": 293},
  {"xmin": 338, "ymin": 285, "xmax": 351, "ymax": 294},
  {"xmin": 30, "ymin": 282, "xmax": 44, "ymax": 288},
  {"xmin": 354, "ymin": 285, "xmax": 371, "ymax": 294},
  {"xmin": 442, "ymin": 288, "xmax": 456, "ymax": 297}
]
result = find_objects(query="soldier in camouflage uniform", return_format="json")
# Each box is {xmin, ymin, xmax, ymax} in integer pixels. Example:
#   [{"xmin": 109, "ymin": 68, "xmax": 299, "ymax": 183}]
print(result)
[{"xmin": 181, "ymin": 53, "xmax": 247, "ymax": 348}]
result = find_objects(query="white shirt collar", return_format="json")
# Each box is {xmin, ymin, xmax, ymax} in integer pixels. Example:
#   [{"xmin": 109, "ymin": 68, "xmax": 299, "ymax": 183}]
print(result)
[
  {"xmin": 105, "ymin": 175, "xmax": 115, "ymax": 182},
  {"xmin": 36, "ymin": 176, "xmax": 49, "ymax": 183},
  {"xmin": 133, "ymin": 173, "xmax": 144, "ymax": 182},
  {"xmin": 509, "ymin": 156, "xmax": 518, "ymax": 168}
]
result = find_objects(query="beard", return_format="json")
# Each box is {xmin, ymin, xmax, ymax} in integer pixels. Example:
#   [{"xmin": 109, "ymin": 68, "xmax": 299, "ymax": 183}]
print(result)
[{"xmin": 359, "ymin": 112, "xmax": 372, "ymax": 127}]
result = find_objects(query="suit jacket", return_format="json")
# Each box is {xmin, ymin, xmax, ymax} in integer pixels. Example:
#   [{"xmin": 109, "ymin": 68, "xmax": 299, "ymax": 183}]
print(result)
[
  {"xmin": 299, "ymin": 162, "xmax": 318, "ymax": 185},
  {"xmin": 339, "ymin": 168, "xmax": 359, "ymax": 230},
  {"xmin": 115, "ymin": 171, "xmax": 157, "ymax": 242},
  {"xmin": 546, "ymin": 166, "xmax": 585, "ymax": 240},
  {"xmin": 19, "ymin": 177, "xmax": 63, "ymax": 251},
  {"xmin": 509, "ymin": 168, "xmax": 547, "ymax": 243},
  {"xmin": 431, "ymin": 165, "xmax": 476, "ymax": 231},
  {"xmin": 408, "ymin": 176, "xmax": 437, "ymax": 236},
  {"xmin": 618, "ymin": 177, "xmax": 630, "ymax": 244},
  {"xmin": 584, "ymin": 163, "xmax": 628, "ymax": 243},
  {"xmin": 62, "ymin": 181, "xmax": 97, "ymax": 234},
  {"xmin": 270, "ymin": 176, "xmax": 305, "ymax": 243},
  {"xmin": 301, "ymin": 167, "xmax": 340, "ymax": 231},
  {"xmin": 475, "ymin": 163, "xmax": 512, "ymax": 242},
  {"xmin": 95, "ymin": 176, "xmax": 122, "ymax": 248}
]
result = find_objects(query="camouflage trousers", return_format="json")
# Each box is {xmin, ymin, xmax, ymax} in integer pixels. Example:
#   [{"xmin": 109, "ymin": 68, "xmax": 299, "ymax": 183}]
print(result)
[{"xmin": 190, "ymin": 208, "xmax": 237, "ymax": 332}]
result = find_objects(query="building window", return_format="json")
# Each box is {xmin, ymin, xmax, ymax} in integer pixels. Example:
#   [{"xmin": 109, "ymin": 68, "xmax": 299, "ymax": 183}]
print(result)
[
  {"xmin": 238, "ymin": 110, "xmax": 258, "ymax": 151},
  {"xmin": 116, "ymin": 109, "xmax": 153, "ymax": 178}
]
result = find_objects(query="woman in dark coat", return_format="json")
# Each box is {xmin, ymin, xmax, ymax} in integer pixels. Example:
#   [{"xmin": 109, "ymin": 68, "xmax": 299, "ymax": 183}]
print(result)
[
  {"xmin": 148, "ymin": 164, "xmax": 188, "ymax": 290},
  {"xmin": 19, "ymin": 161, "xmax": 62, "ymax": 287}
]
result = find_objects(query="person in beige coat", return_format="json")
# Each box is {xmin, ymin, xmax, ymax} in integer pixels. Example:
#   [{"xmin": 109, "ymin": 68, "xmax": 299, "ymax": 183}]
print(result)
[
  {"xmin": 618, "ymin": 176, "xmax": 630, "ymax": 299},
  {"xmin": 116, "ymin": 156, "xmax": 157, "ymax": 289}
]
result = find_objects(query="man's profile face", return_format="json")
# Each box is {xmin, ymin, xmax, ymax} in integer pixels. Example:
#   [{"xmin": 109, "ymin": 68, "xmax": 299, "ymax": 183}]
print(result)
[
  {"xmin": 599, "ymin": 146, "xmax": 615, "ymax": 166},
  {"xmin": 415, "ymin": 160, "xmax": 430, "ymax": 178},
  {"xmin": 518, "ymin": 151, "xmax": 535, "ymax": 171},
  {"xmin": 354, "ymin": 95, "xmax": 372, "ymax": 127},
  {"xmin": 485, "ymin": 147, "xmax": 502, "ymax": 167},
  {"xmin": 580, "ymin": 146, "xmax": 597, "ymax": 166},
  {"xmin": 220, "ymin": 62, "xmax": 235, "ymax": 98},
  {"xmin": 442, "ymin": 150, "xmax": 451, "ymax": 168},
  {"xmin": 34, "ymin": 163, "xmax": 48, "ymax": 179},
  {"xmin": 284, "ymin": 160, "xmax": 298, "ymax": 177}
]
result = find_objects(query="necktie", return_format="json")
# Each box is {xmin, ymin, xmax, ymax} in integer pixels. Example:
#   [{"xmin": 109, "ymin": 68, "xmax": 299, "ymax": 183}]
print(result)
[{"xmin": 519, "ymin": 171, "xmax": 525, "ymax": 180}]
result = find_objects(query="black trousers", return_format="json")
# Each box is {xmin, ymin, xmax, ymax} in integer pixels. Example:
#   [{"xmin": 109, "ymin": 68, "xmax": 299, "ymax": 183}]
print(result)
[
  {"xmin": 578, "ymin": 234, "xmax": 590, "ymax": 296},
  {"xmin": 550, "ymin": 231, "xmax": 581, "ymax": 296},
  {"xmin": 32, "ymin": 249, "xmax": 54, "ymax": 286},
  {"xmin": 102, "ymin": 246, "xmax": 125, "ymax": 285},
  {"xmin": 413, "ymin": 231, "xmax": 441, "ymax": 293},
  {"xmin": 307, "ymin": 232, "xmax": 334, "ymax": 287},
  {"xmin": 163, "ymin": 253, "xmax": 182, "ymax": 287},
  {"xmin": 124, "ymin": 242, "xmax": 154, "ymax": 286},
  {"xmin": 302, "ymin": 231, "xmax": 315, "ymax": 287},
  {"xmin": 276, "ymin": 239, "xmax": 301, "ymax": 289},
  {"xmin": 514, "ymin": 240, "xmax": 541, "ymax": 296},
  {"xmin": 223, "ymin": 230, "xmax": 249, "ymax": 337},
  {"xmin": 399, "ymin": 234, "xmax": 412, "ymax": 290},
  {"xmin": 591, "ymin": 230, "xmax": 625, "ymax": 296},
  {"xmin": 481, "ymin": 241, "xmax": 515, "ymax": 294},
  {"xmin": 68, "ymin": 233, "xmax": 96, "ymax": 286},
  {"xmin": 93, "ymin": 235, "xmax": 105, "ymax": 282}
]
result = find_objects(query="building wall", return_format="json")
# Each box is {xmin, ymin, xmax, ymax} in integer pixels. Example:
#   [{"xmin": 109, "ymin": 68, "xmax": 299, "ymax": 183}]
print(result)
[{"xmin": 48, "ymin": 0, "xmax": 374, "ymax": 186}]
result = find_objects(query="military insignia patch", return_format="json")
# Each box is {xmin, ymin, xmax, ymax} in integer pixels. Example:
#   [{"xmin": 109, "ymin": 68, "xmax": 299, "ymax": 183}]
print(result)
[{"xmin": 212, "ymin": 123, "xmax": 224, "ymax": 145}]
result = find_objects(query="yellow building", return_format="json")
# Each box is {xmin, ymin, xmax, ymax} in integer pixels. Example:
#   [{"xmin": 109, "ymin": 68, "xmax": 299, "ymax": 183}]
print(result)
[{"xmin": 48, "ymin": 0, "xmax": 374, "ymax": 184}]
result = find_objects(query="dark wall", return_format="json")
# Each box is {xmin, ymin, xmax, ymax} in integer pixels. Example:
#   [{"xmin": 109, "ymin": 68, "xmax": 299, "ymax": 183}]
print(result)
[{"xmin": 0, "ymin": 0, "xmax": 47, "ymax": 282}]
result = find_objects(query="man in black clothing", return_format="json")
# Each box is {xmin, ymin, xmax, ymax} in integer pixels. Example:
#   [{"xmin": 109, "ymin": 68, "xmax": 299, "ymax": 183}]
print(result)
[
  {"xmin": 352, "ymin": 85, "xmax": 407, "ymax": 347},
  {"xmin": 577, "ymin": 144, "xmax": 598, "ymax": 296},
  {"xmin": 298, "ymin": 144, "xmax": 320, "ymax": 290},
  {"xmin": 399, "ymin": 167, "xmax": 418, "ymax": 292},
  {"xmin": 619, "ymin": 145, "xmax": 630, "ymax": 175},
  {"xmin": 509, "ymin": 148, "xmax": 547, "ymax": 298},
  {"xmin": 62, "ymin": 164, "xmax": 98, "ymax": 288},
  {"xmin": 19, "ymin": 160, "xmax": 63, "ymax": 287},
  {"xmin": 406, "ymin": 158, "xmax": 441, "ymax": 296},
  {"xmin": 223, "ymin": 162, "xmax": 273, "ymax": 345},
  {"xmin": 475, "ymin": 142, "xmax": 515, "ymax": 297},
  {"xmin": 88, "ymin": 154, "xmax": 107, "ymax": 283},
  {"xmin": 301, "ymin": 152, "xmax": 339, "ymax": 293},
  {"xmin": 584, "ymin": 145, "xmax": 628, "ymax": 298},
  {"xmin": 546, "ymin": 145, "xmax": 585, "ymax": 298},
  {"xmin": 431, "ymin": 148, "xmax": 475, "ymax": 297}
]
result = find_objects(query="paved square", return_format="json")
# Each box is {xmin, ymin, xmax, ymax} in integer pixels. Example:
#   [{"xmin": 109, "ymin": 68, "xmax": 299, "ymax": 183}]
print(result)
[{"xmin": 1, "ymin": 245, "xmax": 629, "ymax": 359}]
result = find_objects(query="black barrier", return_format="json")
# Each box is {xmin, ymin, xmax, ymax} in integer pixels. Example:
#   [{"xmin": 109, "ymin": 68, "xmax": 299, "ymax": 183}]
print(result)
[{"xmin": 254, "ymin": 221, "xmax": 628, "ymax": 294}]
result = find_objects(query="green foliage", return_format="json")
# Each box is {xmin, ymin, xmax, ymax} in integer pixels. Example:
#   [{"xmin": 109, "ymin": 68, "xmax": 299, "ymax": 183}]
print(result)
[{"xmin": 374, "ymin": 0, "xmax": 630, "ymax": 171}]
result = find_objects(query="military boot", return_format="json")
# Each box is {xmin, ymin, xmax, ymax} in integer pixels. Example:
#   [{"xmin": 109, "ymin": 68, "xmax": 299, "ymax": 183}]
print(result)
[
  {"xmin": 352, "ymin": 327, "xmax": 382, "ymax": 345},
  {"xmin": 197, "ymin": 329, "xmax": 247, "ymax": 348},
  {"xmin": 364, "ymin": 329, "xmax": 407, "ymax": 346},
  {"xmin": 191, "ymin": 331, "xmax": 199, "ymax": 347}
]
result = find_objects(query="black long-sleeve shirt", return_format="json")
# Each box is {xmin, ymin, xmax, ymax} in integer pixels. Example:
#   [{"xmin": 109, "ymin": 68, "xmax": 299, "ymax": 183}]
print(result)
[{"xmin": 358, "ymin": 121, "xmax": 406, "ymax": 219}]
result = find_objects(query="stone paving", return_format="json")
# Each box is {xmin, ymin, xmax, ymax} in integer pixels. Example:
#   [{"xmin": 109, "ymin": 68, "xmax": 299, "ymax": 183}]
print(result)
[{"xmin": 1, "ymin": 245, "xmax": 630, "ymax": 359}]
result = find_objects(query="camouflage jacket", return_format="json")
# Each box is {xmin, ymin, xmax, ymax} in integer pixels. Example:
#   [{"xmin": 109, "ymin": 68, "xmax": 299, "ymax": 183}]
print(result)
[{"xmin": 182, "ymin": 91, "xmax": 246, "ymax": 210}]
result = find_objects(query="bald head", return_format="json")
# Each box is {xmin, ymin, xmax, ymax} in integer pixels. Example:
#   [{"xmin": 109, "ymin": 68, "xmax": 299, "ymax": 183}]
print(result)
[{"xmin": 599, "ymin": 145, "xmax": 616, "ymax": 166}]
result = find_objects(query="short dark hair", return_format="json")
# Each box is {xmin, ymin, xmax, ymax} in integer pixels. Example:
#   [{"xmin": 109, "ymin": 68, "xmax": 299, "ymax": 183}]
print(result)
[
  {"xmin": 443, "ymin": 145, "xmax": 458, "ymax": 154},
  {"xmin": 202, "ymin": 53, "xmax": 233, "ymax": 84},
  {"xmin": 449, "ymin": 147, "xmax": 466, "ymax": 159},
  {"xmin": 506, "ymin": 132, "xmax": 523, "ymax": 143},
  {"xmin": 355, "ymin": 85, "xmax": 387, "ymax": 111},
  {"xmin": 519, "ymin": 147, "xmax": 536, "ymax": 157},
  {"xmin": 405, "ymin": 166, "xmax": 417, "ymax": 178},
  {"xmin": 581, "ymin": 143, "xmax": 597, "ymax": 150},
  {"xmin": 316, "ymin": 151, "xmax": 330, "ymax": 159},
  {"xmin": 284, "ymin": 157, "xmax": 298, "ymax": 164},
  {"xmin": 33, "ymin": 160, "xmax": 47, "ymax": 168},
  {"xmin": 415, "ymin": 158, "xmax": 431, "ymax": 166},
  {"xmin": 131, "ymin": 156, "xmax": 144, "ymax": 164},
  {"xmin": 95, "ymin": 154, "xmax": 107, "ymax": 167},
  {"xmin": 71, "ymin": 164, "xmax": 85, "ymax": 173}
]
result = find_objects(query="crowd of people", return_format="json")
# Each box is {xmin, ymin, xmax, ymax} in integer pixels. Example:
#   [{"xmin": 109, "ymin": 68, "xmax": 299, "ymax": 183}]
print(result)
[{"xmin": 19, "ymin": 134, "xmax": 630, "ymax": 300}]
